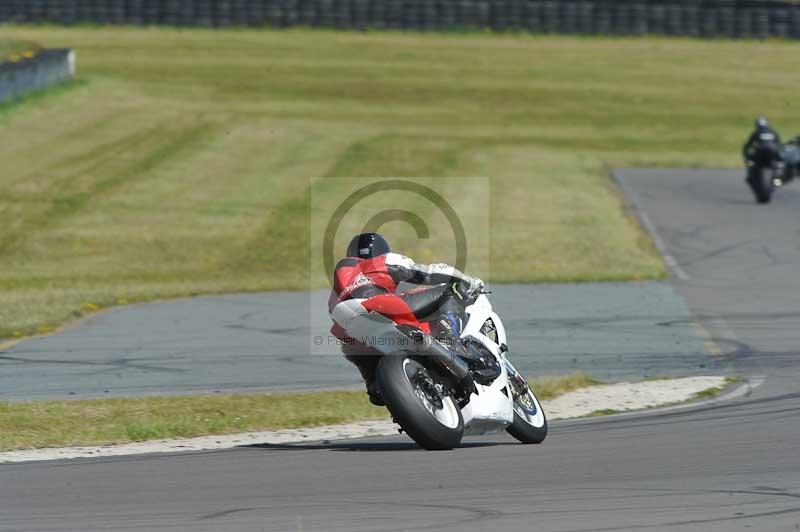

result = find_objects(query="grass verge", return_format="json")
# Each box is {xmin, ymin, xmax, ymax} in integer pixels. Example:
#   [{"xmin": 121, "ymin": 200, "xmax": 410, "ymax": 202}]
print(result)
[
  {"xmin": 0, "ymin": 78, "xmax": 88, "ymax": 124},
  {"xmin": 585, "ymin": 408, "xmax": 624, "ymax": 418},
  {"xmin": 690, "ymin": 375, "xmax": 741, "ymax": 400},
  {"xmin": 528, "ymin": 372, "xmax": 602, "ymax": 400},
  {"xmin": 0, "ymin": 372, "xmax": 601, "ymax": 451}
]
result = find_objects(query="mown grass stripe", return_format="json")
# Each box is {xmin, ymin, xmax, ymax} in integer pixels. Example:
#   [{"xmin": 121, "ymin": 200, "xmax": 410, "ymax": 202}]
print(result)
[{"xmin": 0, "ymin": 121, "xmax": 215, "ymax": 256}]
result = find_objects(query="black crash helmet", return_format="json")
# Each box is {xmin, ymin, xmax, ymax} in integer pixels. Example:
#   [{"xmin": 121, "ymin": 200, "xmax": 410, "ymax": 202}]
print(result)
[
  {"xmin": 755, "ymin": 116, "xmax": 770, "ymax": 129},
  {"xmin": 346, "ymin": 233, "xmax": 390, "ymax": 259}
]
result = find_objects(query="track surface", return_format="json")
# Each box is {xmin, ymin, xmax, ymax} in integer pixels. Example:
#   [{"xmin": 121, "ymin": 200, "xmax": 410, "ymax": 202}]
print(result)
[
  {"xmin": 2, "ymin": 169, "xmax": 799, "ymax": 531},
  {"xmin": 1, "ymin": 283, "xmax": 710, "ymax": 400}
]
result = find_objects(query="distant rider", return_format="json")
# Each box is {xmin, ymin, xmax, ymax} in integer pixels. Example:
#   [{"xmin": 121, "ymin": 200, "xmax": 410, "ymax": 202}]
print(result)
[
  {"xmin": 328, "ymin": 232, "xmax": 483, "ymax": 405},
  {"xmin": 743, "ymin": 116, "xmax": 781, "ymax": 163}
]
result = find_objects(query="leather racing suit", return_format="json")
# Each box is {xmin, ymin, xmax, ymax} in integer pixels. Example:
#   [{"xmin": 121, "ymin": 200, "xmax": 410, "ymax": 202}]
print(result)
[{"xmin": 328, "ymin": 252, "xmax": 480, "ymax": 401}]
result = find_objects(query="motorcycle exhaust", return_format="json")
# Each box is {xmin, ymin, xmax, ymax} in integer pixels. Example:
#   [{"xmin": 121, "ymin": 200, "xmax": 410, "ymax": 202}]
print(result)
[
  {"xmin": 397, "ymin": 325, "xmax": 471, "ymax": 381},
  {"xmin": 331, "ymin": 301, "xmax": 473, "ymax": 384},
  {"xmin": 416, "ymin": 336, "xmax": 471, "ymax": 381}
]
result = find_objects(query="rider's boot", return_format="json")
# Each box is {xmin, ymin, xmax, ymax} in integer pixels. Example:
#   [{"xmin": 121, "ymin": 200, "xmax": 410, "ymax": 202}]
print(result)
[
  {"xmin": 344, "ymin": 353, "xmax": 384, "ymax": 406},
  {"xmin": 436, "ymin": 311, "xmax": 467, "ymax": 356},
  {"xmin": 437, "ymin": 311, "xmax": 501, "ymax": 384},
  {"xmin": 364, "ymin": 379, "xmax": 384, "ymax": 407}
]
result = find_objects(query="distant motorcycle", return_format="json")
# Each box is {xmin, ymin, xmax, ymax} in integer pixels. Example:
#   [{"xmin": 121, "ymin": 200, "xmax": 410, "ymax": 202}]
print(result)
[{"xmin": 745, "ymin": 137, "xmax": 800, "ymax": 204}]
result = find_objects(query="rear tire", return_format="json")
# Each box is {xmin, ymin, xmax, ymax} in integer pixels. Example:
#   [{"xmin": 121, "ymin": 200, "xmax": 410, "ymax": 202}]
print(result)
[
  {"xmin": 748, "ymin": 166, "xmax": 773, "ymax": 204},
  {"xmin": 377, "ymin": 354, "xmax": 464, "ymax": 450}
]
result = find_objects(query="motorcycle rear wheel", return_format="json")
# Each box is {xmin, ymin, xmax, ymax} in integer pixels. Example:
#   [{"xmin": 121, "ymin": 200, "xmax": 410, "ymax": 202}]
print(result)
[
  {"xmin": 377, "ymin": 353, "xmax": 464, "ymax": 450},
  {"xmin": 747, "ymin": 166, "xmax": 773, "ymax": 204}
]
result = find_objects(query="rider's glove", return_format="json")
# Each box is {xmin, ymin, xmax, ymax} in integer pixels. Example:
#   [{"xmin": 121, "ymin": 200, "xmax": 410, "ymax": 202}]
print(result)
[
  {"xmin": 452, "ymin": 276, "xmax": 484, "ymax": 302},
  {"xmin": 465, "ymin": 276, "xmax": 484, "ymax": 298}
]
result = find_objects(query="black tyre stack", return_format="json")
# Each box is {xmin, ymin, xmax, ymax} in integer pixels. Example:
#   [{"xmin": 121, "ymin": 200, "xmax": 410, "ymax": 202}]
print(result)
[
  {"xmin": 699, "ymin": 5, "xmax": 718, "ymax": 38},
  {"xmin": 2, "ymin": 0, "xmax": 800, "ymax": 39}
]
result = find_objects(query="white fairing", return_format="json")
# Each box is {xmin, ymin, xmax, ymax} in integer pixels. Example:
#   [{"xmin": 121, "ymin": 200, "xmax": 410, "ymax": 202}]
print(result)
[{"xmin": 458, "ymin": 294, "xmax": 515, "ymax": 435}]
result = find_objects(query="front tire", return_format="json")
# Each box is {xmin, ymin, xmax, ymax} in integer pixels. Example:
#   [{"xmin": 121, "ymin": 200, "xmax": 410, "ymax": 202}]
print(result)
[
  {"xmin": 505, "ymin": 365, "xmax": 548, "ymax": 444},
  {"xmin": 377, "ymin": 354, "xmax": 464, "ymax": 450}
]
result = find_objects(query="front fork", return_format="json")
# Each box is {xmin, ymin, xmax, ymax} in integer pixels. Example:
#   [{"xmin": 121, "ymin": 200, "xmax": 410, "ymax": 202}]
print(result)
[{"xmin": 503, "ymin": 358, "xmax": 528, "ymax": 399}]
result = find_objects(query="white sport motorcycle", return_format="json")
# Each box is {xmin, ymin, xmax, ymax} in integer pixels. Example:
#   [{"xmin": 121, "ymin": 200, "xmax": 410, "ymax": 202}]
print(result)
[{"xmin": 332, "ymin": 290, "xmax": 547, "ymax": 450}]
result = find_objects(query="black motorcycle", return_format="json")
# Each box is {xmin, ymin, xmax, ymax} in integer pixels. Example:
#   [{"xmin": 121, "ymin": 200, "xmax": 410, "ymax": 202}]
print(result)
[
  {"xmin": 745, "ymin": 138, "xmax": 800, "ymax": 204},
  {"xmin": 745, "ymin": 143, "xmax": 782, "ymax": 204}
]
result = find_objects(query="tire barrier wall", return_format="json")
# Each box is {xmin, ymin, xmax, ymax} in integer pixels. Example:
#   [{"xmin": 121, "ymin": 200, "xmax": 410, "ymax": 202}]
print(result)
[
  {"xmin": 0, "ymin": 49, "xmax": 75, "ymax": 104},
  {"xmin": 1, "ymin": 1, "xmax": 799, "ymax": 39}
]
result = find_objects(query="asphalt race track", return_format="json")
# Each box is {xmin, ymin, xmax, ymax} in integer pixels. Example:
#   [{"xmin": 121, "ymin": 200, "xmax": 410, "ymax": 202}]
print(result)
[
  {"xmin": 615, "ymin": 168, "xmax": 800, "ymax": 373},
  {"xmin": 1, "ymin": 283, "xmax": 712, "ymax": 400},
  {"xmin": 1, "ymin": 168, "xmax": 799, "ymax": 532}
]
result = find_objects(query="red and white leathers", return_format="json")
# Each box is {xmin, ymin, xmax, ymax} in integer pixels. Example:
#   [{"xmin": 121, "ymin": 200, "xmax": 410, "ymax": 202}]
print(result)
[{"xmin": 328, "ymin": 252, "xmax": 476, "ymax": 342}]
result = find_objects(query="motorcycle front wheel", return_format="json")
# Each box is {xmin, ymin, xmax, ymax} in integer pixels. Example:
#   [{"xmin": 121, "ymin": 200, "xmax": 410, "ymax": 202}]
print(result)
[
  {"xmin": 377, "ymin": 353, "xmax": 464, "ymax": 450},
  {"xmin": 505, "ymin": 362, "xmax": 548, "ymax": 444}
]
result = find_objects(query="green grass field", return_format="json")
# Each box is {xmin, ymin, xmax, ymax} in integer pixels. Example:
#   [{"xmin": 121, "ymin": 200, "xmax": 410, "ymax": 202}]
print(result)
[{"xmin": 1, "ymin": 27, "xmax": 799, "ymax": 337}]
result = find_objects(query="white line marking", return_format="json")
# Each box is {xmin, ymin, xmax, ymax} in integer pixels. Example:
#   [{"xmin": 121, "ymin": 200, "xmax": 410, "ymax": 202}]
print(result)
[
  {"xmin": 638, "ymin": 209, "xmax": 691, "ymax": 281},
  {"xmin": 613, "ymin": 171, "xmax": 690, "ymax": 281}
]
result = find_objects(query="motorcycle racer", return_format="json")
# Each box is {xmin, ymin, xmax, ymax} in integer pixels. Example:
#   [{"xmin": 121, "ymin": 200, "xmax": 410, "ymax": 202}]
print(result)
[
  {"xmin": 743, "ymin": 116, "xmax": 781, "ymax": 162},
  {"xmin": 328, "ymin": 232, "xmax": 483, "ymax": 405}
]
